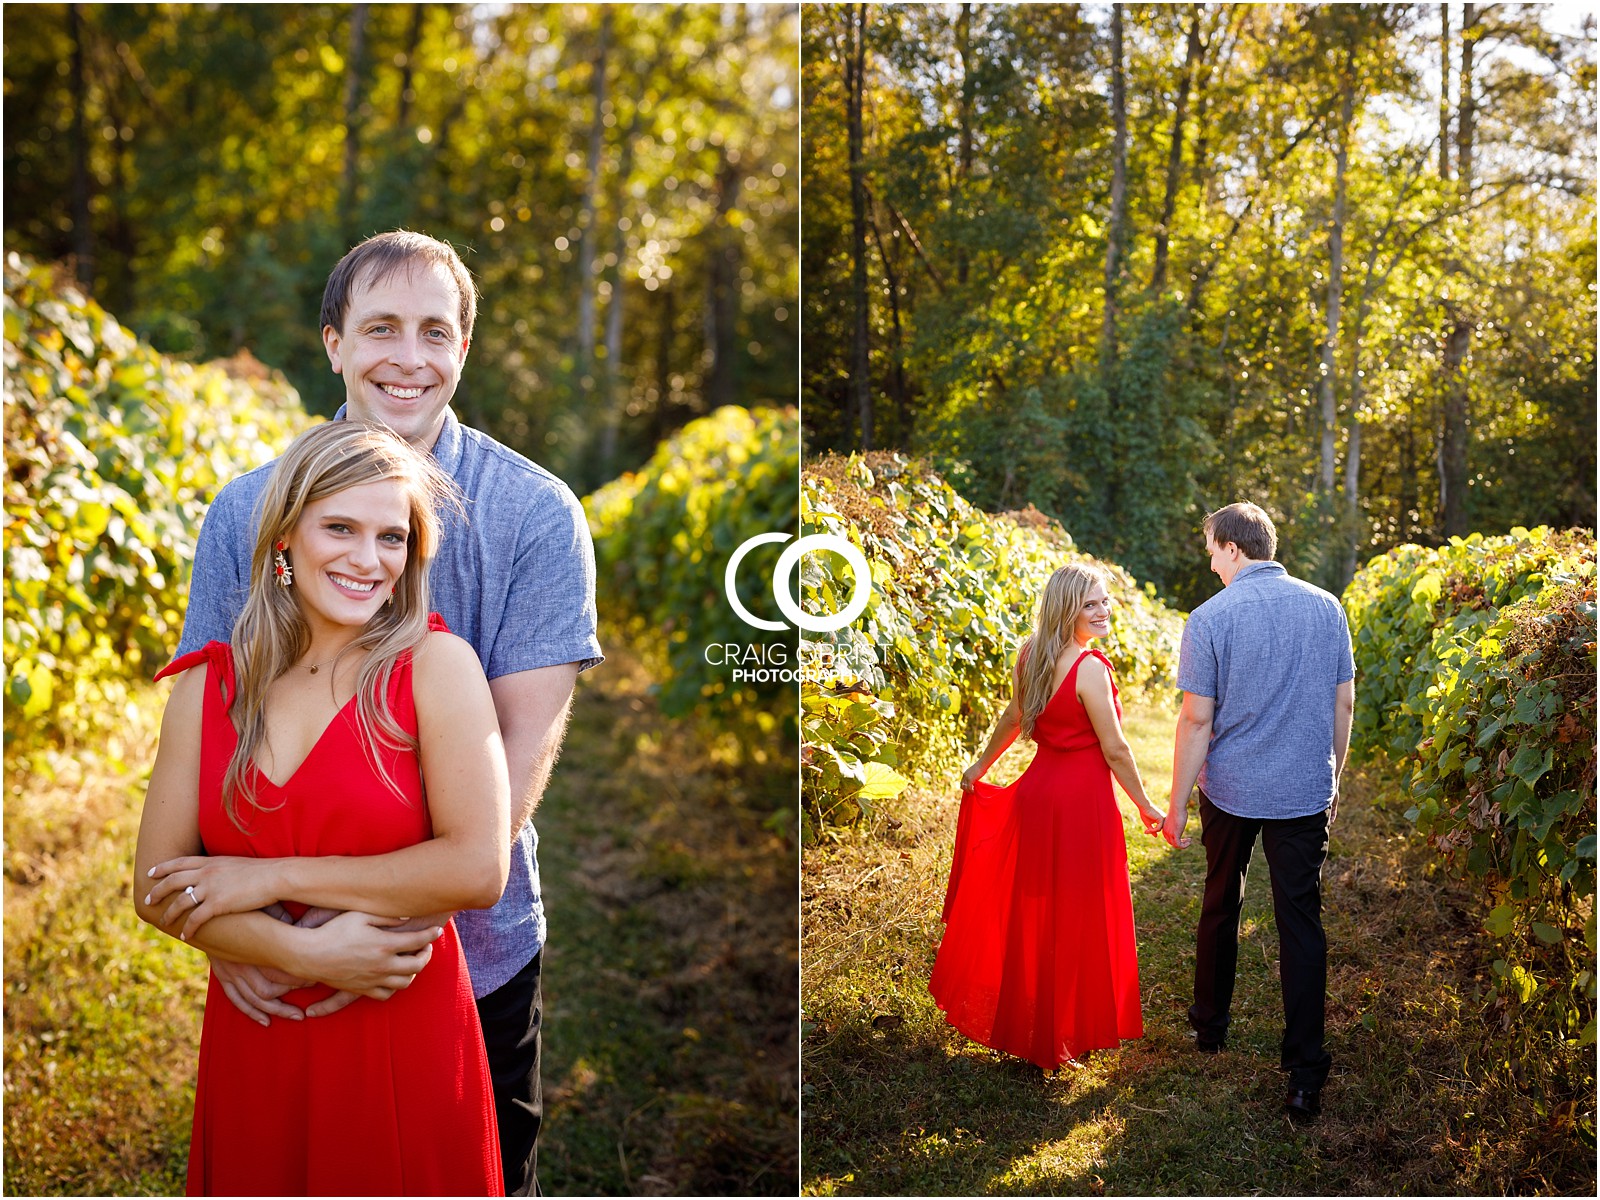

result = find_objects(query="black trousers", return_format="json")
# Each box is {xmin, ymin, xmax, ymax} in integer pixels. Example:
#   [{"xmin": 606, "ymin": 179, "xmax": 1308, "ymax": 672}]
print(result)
[
  {"xmin": 475, "ymin": 949, "xmax": 544, "ymax": 1197},
  {"xmin": 1189, "ymin": 790, "xmax": 1333, "ymax": 1090}
]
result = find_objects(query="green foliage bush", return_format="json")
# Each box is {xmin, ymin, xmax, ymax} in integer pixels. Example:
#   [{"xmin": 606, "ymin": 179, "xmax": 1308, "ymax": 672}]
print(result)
[
  {"xmin": 585, "ymin": 405, "xmax": 799, "ymax": 761},
  {"xmin": 4, "ymin": 254, "xmax": 308, "ymax": 766},
  {"xmin": 1344, "ymin": 528, "xmax": 1597, "ymax": 1103},
  {"xmin": 798, "ymin": 452, "xmax": 1185, "ymax": 838}
]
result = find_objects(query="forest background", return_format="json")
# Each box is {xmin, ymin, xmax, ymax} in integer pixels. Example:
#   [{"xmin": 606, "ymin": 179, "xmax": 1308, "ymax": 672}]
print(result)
[
  {"xmin": 4, "ymin": 1, "xmax": 797, "ymax": 495},
  {"xmin": 5, "ymin": 4, "xmax": 800, "ymax": 1194},
  {"xmin": 802, "ymin": 2, "xmax": 1596, "ymax": 607}
]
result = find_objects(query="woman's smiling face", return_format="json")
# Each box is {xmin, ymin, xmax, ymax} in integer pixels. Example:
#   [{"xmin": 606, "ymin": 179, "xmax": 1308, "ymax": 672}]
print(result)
[
  {"xmin": 1075, "ymin": 581, "xmax": 1112, "ymax": 642},
  {"xmin": 284, "ymin": 479, "xmax": 411, "ymax": 636}
]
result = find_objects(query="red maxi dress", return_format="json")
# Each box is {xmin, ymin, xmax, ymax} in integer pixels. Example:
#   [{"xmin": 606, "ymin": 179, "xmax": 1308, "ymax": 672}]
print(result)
[
  {"xmin": 930, "ymin": 647, "xmax": 1144, "ymax": 1069},
  {"xmin": 156, "ymin": 636, "xmax": 502, "ymax": 1197}
]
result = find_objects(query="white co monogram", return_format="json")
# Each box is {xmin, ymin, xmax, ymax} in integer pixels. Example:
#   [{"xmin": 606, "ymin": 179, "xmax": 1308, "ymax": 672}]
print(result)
[{"xmin": 724, "ymin": 533, "xmax": 873, "ymax": 634}]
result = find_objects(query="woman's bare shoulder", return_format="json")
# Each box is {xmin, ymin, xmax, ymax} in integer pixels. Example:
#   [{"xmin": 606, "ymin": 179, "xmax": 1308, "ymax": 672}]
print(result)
[{"xmin": 411, "ymin": 629, "xmax": 487, "ymax": 691}]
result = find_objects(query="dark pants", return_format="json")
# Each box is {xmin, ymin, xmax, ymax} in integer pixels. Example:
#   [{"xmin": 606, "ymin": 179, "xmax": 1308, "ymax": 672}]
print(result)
[
  {"xmin": 1189, "ymin": 790, "xmax": 1333, "ymax": 1090},
  {"xmin": 475, "ymin": 949, "xmax": 543, "ymax": 1196}
]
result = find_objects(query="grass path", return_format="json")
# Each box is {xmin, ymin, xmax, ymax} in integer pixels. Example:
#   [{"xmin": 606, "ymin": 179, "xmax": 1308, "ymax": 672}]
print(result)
[
  {"xmin": 801, "ymin": 698, "xmax": 1592, "ymax": 1196},
  {"xmin": 3, "ymin": 644, "xmax": 797, "ymax": 1196},
  {"xmin": 536, "ymin": 647, "xmax": 798, "ymax": 1195}
]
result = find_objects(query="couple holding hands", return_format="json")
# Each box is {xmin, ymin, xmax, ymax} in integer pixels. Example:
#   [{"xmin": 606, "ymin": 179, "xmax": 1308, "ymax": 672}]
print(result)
[{"xmin": 933, "ymin": 502, "xmax": 1355, "ymax": 1124}]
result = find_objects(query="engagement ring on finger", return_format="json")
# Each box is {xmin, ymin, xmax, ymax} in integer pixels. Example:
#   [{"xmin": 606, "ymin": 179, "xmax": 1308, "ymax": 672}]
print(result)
[{"xmin": 186, "ymin": 885, "xmax": 199, "ymax": 907}]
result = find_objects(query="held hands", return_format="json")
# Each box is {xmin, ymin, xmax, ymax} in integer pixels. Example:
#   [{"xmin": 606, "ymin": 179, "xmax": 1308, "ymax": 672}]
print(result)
[
  {"xmin": 294, "ymin": 910, "xmax": 442, "ymax": 1003},
  {"xmin": 1136, "ymin": 803, "xmax": 1166, "ymax": 837}
]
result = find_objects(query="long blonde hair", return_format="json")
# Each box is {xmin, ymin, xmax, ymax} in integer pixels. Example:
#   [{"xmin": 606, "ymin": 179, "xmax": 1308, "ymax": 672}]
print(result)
[
  {"xmin": 1017, "ymin": 562, "xmax": 1107, "ymax": 740},
  {"xmin": 222, "ymin": 421, "xmax": 461, "ymax": 831}
]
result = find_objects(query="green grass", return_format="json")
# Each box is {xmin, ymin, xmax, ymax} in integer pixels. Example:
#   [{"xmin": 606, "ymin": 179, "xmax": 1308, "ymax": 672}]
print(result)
[
  {"xmin": 4, "ymin": 700, "xmax": 200, "ymax": 1196},
  {"xmin": 537, "ymin": 647, "xmax": 798, "ymax": 1195},
  {"xmin": 4, "ymin": 646, "xmax": 798, "ymax": 1196},
  {"xmin": 801, "ymin": 697, "xmax": 1596, "ymax": 1195}
]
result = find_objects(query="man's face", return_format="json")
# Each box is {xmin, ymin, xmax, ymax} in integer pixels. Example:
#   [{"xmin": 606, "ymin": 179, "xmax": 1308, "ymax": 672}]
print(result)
[
  {"xmin": 1206, "ymin": 533, "xmax": 1241, "ymax": 586},
  {"xmin": 322, "ymin": 259, "xmax": 468, "ymax": 449}
]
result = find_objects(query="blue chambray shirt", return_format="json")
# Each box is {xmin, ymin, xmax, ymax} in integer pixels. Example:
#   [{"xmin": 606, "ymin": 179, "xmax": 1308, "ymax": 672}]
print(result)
[
  {"xmin": 1175, "ymin": 560, "xmax": 1354, "ymax": 820},
  {"xmin": 175, "ymin": 405, "xmax": 603, "ymax": 997}
]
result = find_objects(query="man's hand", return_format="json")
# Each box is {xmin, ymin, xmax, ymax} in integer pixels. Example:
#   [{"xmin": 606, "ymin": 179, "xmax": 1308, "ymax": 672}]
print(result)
[
  {"xmin": 1162, "ymin": 798, "xmax": 1193, "ymax": 849},
  {"xmin": 211, "ymin": 959, "xmax": 312, "ymax": 1027}
]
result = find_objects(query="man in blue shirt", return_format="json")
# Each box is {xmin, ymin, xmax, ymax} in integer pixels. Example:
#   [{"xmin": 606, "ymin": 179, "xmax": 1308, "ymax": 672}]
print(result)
[
  {"xmin": 176, "ymin": 231, "xmax": 602, "ymax": 1193},
  {"xmin": 1162, "ymin": 502, "xmax": 1354, "ymax": 1123}
]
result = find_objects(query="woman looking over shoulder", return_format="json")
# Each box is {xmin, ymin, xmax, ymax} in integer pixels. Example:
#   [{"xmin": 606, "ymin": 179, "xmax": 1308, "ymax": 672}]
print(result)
[
  {"xmin": 133, "ymin": 420, "xmax": 508, "ymax": 1196},
  {"xmin": 931, "ymin": 562, "xmax": 1163, "ymax": 1072}
]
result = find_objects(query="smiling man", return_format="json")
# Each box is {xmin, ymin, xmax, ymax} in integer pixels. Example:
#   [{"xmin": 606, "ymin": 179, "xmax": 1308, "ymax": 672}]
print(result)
[{"xmin": 174, "ymin": 230, "xmax": 601, "ymax": 1194}]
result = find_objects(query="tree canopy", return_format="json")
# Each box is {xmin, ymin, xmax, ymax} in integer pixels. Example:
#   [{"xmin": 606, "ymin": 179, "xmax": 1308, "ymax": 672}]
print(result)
[
  {"xmin": 802, "ymin": 3, "xmax": 1595, "ymax": 606},
  {"xmin": 5, "ymin": 3, "xmax": 798, "ymax": 494}
]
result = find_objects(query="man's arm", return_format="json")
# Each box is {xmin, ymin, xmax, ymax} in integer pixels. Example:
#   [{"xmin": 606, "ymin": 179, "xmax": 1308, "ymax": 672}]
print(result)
[
  {"xmin": 175, "ymin": 478, "xmax": 256, "ymax": 656},
  {"xmin": 490, "ymin": 664, "xmax": 580, "ymax": 839},
  {"xmin": 1330, "ymin": 678, "xmax": 1355, "ymax": 824},
  {"xmin": 1164, "ymin": 691, "xmax": 1215, "ymax": 848}
]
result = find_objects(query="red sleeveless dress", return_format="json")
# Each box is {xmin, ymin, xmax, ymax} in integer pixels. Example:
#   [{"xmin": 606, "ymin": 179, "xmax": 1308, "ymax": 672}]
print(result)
[
  {"xmin": 155, "ymin": 633, "xmax": 501, "ymax": 1196},
  {"xmin": 930, "ymin": 647, "xmax": 1144, "ymax": 1068}
]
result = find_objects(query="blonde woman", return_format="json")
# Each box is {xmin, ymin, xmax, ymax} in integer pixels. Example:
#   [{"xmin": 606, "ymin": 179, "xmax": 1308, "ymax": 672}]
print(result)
[
  {"xmin": 134, "ymin": 421, "xmax": 507, "ymax": 1194},
  {"xmin": 931, "ymin": 562, "xmax": 1164, "ymax": 1070}
]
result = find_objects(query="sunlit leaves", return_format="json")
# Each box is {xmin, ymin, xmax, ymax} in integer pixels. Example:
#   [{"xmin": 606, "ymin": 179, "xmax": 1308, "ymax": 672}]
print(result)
[
  {"xmin": 1345, "ymin": 525, "xmax": 1596, "ymax": 1083},
  {"xmin": 3, "ymin": 255, "xmax": 309, "ymax": 762}
]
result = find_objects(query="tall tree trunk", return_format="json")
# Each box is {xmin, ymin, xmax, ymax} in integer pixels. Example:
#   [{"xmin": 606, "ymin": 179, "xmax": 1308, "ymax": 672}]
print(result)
[
  {"xmin": 1439, "ymin": 314, "xmax": 1471, "ymax": 537},
  {"xmin": 955, "ymin": 3, "xmax": 973, "ymax": 288},
  {"xmin": 1458, "ymin": 4, "xmax": 1476, "ymax": 189},
  {"xmin": 1397, "ymin": 414, "xmax": 1418, "ymax": 542},
  {"xmin": 1339, "ymin": 300, "xmax": 1370, "ymax": 587},
  {"xmin": 847, "ymin": 4, "xmax": 873, "ymax": 448},
  {"xmin": 704, "ymin": 154, "xmax": 742, "ymax": 413},
  {"xmin": 1438, "ymin": 2, "xmax": 1451, "ymax": 180},
  {"xmin": 1151, "ymin": 9, "xmax": 1201, "ymax": 294},
  {"xmin": 575, "ymin": 10, "xmax": 611, "ymax": 402},
  {"xmin": 868, "ymin": 203, "xmax": 908, "ymax": 447},
  {"xmin": 598, "ymin": 124, "xmax": 637, "ymax": 480},
  {"xmin": 1100, "ymin": 3, "xmax": 1129, "ymax": 529},
  {"xmin": 397, "ymin": 4, "xmax": 425, "ymax": 128},
  {"xmin": 651, "ymin": 285, "xmax": 677, "ymax": 447},
  {"xmin": 68, "ymin": 4, "xmax": 94, "ymax": 288},
  {"xmin": 1317, "ymin": 72, "xmax": 1355, "ymax": 497},
  {"xmin": 1439, "ymin": 3, "xmax": 1475, "ymax": 537},
  {"xmin": 1101, "ymin": 3, "xmax": 1128, "ymax": 364},
  {"xmin": 340, "ymin": 4, "xmax": 370, "ymax": 227}
]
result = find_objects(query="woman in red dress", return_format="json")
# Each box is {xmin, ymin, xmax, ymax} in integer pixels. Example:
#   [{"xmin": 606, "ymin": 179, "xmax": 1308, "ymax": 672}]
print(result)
[
  {"xmin": 931, "ymin": 562, "xmax": 1165, "ymax": 1071},
  {"xmin": 134, "ymin": 421, "xmax": 507, "ymax": 1195}
]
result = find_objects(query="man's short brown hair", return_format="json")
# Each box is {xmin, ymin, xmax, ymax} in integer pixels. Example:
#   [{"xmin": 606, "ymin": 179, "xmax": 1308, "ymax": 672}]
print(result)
[
  {"xmin": 1204, "ymin": 502, "xmax": 1278, "ymax": 561},
  {"xmin": 319, "ymin": 230, "xmax": 478, "ymax": 342}
]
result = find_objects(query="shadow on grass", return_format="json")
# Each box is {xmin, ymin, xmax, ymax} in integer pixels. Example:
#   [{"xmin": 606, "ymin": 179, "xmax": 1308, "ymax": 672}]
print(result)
[
  {"xmin": 801, "ymin": 701, "xmax": 1596, "ymax": 1196},
  {"xmin": 537, "ymin": 646, "xmax": 798, "ymax": 1196}
]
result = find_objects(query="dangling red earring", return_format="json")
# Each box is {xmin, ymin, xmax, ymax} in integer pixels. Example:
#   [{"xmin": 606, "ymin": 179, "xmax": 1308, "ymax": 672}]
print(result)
[{"xmin": 273, "ymin": 541, "xmax": 293, "ymax": 587}]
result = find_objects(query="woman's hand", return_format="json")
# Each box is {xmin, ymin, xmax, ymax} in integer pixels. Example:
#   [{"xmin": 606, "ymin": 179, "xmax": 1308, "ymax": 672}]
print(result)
[
  {"xmin": 959, "ymin": 762, "xmax": 986, "ymax": 793},
  {"xmin": 293, "ymin": 910, "xmax": 443, "ymax": 1001},
  {"xmin": 1137, "ymin": 803, "xmax": 1166, "ymax": 837},
  {"xmin": 146, "ymin": 855, "xmax": 286, "ymax": 940}
]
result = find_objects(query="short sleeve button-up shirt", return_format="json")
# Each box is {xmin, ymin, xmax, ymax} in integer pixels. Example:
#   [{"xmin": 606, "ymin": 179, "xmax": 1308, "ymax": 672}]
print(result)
[{"xmin": 1175, "ymin": 560, "xmax": 1354, "ymax": 820}]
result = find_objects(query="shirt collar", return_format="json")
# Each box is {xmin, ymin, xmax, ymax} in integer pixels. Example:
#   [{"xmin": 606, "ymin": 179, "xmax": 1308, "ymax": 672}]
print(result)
[
  {"xmin": 1233, "ymin": 559, "xmax": 1285, "ymax": 584},
  {"xmin": 332, "ymin": 404, "xmax": 464, "ymax": 472}
]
